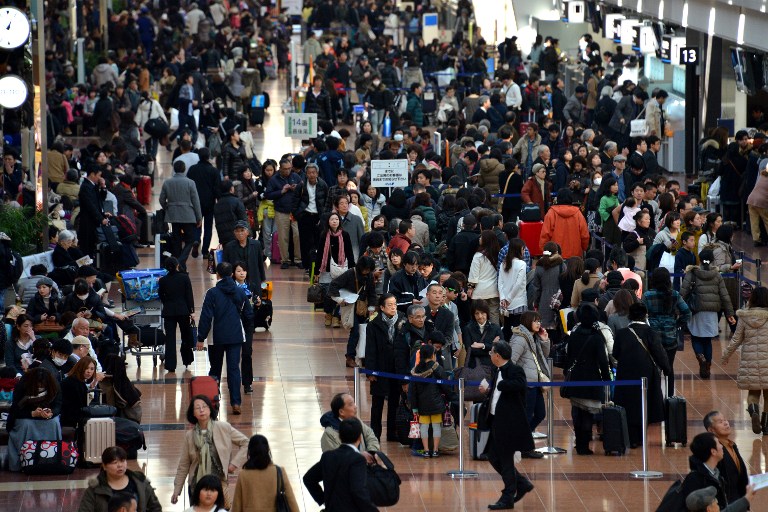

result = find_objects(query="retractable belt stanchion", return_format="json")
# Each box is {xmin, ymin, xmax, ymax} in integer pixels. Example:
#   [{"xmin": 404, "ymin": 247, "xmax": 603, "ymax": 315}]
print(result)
[
  {"xmin": 447, "ymin": 378, "xmax": 479, "ymax": 479},
  {"xmin": 535, "ymin": 358, "xmax": 567, "ymax": 455},
  {"xmin": 353, "ymin": 366, "xmax": 361, "ymax": 413},
  {"xmin": 630, "ymin": 377, "xmax": 663, "ymax": 479}
]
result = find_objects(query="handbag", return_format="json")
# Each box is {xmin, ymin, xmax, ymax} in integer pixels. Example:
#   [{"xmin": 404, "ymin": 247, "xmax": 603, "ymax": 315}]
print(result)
[
  {"xmin": 354, "ymin": 272, "xmax": 367, "ymax": 316},
  {"xmin": 629, "ymin": 107, "xmax": 649, "ymax": 137},
  {"xmin": 19, "ymin": 440, "xmax": 79, "ymax": 475},
  {"xmin": 366, "ymin": 451, "xmax": 402, "ymax": 507},
  {"xmin": 143, "ymin": 118, "xmax": 170, "ymax": 138},
  {"xmin": 207, "ymin": 131, "xmax": 223, "ymax": 157},
  {"xmin": 190, "ymin": 317, "xmax": 198, "ymax": 343},
  {"xmin": 454, "ymin": 333, "xmax": 494, "ymax": 402},
  {"xmin": 408, "ymin": 414, "xmax": 421, "ymax": 439},
  {"xmin": 330, "ymin": 258, "xmax": 348, "ymax": 279},
  {"xmin": 442, "ymin": 402, "xmax": 453, "ymax": 427},
  {"xmin": 307, "ymin": 283, "xmax": 324, "ymax": 303},
  {"xmin": 275, "ymin": 465, "xmax": 291, "ymax": 512},
  {"xmin": 340, "ymin": 303, "xmax": 355, "ymax": 330},
  {"xmin": 684, "ymin": 273, "xmax": 699, "ymax": 313}
]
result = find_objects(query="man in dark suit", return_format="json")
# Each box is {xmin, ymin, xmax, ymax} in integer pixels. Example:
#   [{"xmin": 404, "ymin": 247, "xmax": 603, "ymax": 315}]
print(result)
[
  {"xmin": 479, "ymin": 341, "xmax": 535, "ymax": 510},
  {"xmin": 303, "ymin": 418, "xmax": 379, "ymax": 512},
  {"xmin": 186, "ymin": 148, "xmax": 222, "ymax": 258},
  {"xmin": 703, "ymin": 411, "xmax": 748, "ymax": 503},
  {"xmin": 77, "ymin": 167, "xmax": 109, "ymax": 259}
]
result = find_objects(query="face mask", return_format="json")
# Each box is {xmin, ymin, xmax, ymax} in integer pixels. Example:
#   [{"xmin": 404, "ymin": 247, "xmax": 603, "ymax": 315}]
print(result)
[
  {"xmin": 77, "ymin": 293, "xmax": 89, "ymax": 300},
  {"xmin": 373, "ymin": 80, "xmax": 381, "ymax": 86},
  {"xmin": 593, "ymin": 178, "xmax": 602, "ymax": 186},
  {"xmin": 53, "ymin": 356, "xmax": 67, "ymax": 366}
]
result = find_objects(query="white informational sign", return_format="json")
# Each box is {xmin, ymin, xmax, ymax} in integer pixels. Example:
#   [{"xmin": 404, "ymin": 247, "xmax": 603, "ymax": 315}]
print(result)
[
  {"xmin": 422, "ymin": 13, "xmax": 439, "ymax": 45},
  {"xmin": 620, "ymin": 19, "xmax": 640, "ymax": 45},
  {"xmin": 749, "ymin": 472, "xmax": 768, "ymax": 491},
  {"xmin": 282, "ymin": 0, "xmax": 303, "ymax": 16},
  {"xmin": 370, "ymin": 159, "xmax": 409, "ymax": 188},
  {"xmin": 433, "ymin": 131, "xmax": 442, "ymax": 156},
  {"xmin": 284, "ymin": 113, "xmax": 318, "ymax": 138}
]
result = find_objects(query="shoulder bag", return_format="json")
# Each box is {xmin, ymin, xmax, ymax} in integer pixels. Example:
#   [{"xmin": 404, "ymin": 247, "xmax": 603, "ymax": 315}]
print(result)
[
  {"xmin": 354, "ymin": 272, "xmax": 368, "ymax": 316},
  {"xmin": 522, "ymin": 330, "xmax": 550, "ymax": 383},
  {"xmin": 559, "ymin": 335, "xmax": 591, "ymax": 399},
  {"xmin": 367, "ymin": 451, "xmax": 402, "ymax": 507},
  {"xmin": 629, "ymin": 106, "xmax": 649, "ymax": 137},
  {"xmin": 454, "ymin": 330, "xmax": 494, "ymax": 402},
  {"xmin": 628, "ymin": 327, "xmax": 659, "ymax": 372},
  {"xmin": 275, "ymin": 465, "xmax": 291, "ymax": 512}
]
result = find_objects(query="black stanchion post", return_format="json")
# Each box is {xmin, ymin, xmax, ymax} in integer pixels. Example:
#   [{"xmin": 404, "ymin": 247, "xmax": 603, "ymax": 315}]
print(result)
[
  {"xmin": 630, "ymin": 377, "xmax": 663, "ymax": 479},
  {"xmin": 447, "ymin": 378, "xmax": 479, "ymax": 479},
  {"xmin": 757, "ymin": 258, "xmax": 762, "ymax": 287},
  {"xmin": 535, "ymin": 358, "xmax": 567, "ymax": 455}
]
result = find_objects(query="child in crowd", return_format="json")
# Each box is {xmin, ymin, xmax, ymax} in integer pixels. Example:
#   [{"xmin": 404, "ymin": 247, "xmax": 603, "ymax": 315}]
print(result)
[
  {"xmin": 410, "ymin": 344, "xmax": 453, "ymax": 458},
  {"xmin": 674, "ymin": 231, "xmax": 698, "ymax": 291},
  {"xmin": 617, "ymin": 197, "xmax": 640, "ymax": 232}
]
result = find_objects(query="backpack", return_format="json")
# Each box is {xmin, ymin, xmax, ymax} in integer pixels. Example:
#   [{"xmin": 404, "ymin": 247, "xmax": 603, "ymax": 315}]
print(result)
[
  {"xmin": 655, "ymin": 477, "xmax": 688, "ymax": 512},
  {"xmin": 114, "ymin": 214, "xmax": 138, "ymax": 242},
  {"xmin": 114, "ymin": 417, "xmax": 146, "ymax": 459}
]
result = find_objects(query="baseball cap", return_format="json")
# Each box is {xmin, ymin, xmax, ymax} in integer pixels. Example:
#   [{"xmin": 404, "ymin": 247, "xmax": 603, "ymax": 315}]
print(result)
[
  {"xmin": 71, "ymin": 335, "xmax": 91, "ymax": 347},
  {"xmin": 234, "ymin": 220, "xmax": 250, "ymax": 231},
  {"xmin": 685, "ymin": 486, "xmax": 718, "ymax": 511}
]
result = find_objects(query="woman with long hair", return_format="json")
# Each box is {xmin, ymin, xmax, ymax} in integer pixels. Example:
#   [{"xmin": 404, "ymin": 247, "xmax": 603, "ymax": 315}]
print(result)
[
  {"xmin": 78, "ymin": 446, "xmax": 162, "ymax": 511},
  {"xmin": 257, "ymin": 159, "xmax": 277, "ymax": 259},
  {"xmin": 643, "ymin": 267, "xmax": 691, "ymax": 396},
  {"xmin": 531, "ymin": 242, "xmax": 564, "ymax": 331},
  {"xmin": 468, "ymin": 230, "xmax": 501, "ymax": 325},
  {"xmin": 681, "ymin": 249, "xmax": 736, "ymax": 379},
  {"xmin": 710, "ymin": 224, "xmax": 743, "ymax": 319},
  {"xmin": 231, "ymin": 435, "xmax": 300, "ymax": 511},
  {"xmin": 235, "ymin": 166, "xmax": 262, "ymax": 234},
  {"xmin": 159, "ymin": 256, "xmax": 195, "ymax": 372},
  {"xmin": 6, "ymin": 367, "xmax": 62, "ymax": 472},
  {"xmin": 722, "ymin": 287, "xmax": 768, "ymax": 435},
  {"xmin": 597, "ymin": 175, "xmax": 621, "ymax": 244},
  {"xmin": 653, "ymin": 212, "xmax": 682, "ymax": 259},
  {"xmin": 558, "ymin": 256, "xmax": 584, "ymax": 313},
  {"xmin": 172, "ymin": 395, "xmax": 249, "ymax": 508},
  {"xmin": 698, "ymin": 212, "xmax": 723, "ymax": 252},
  {"xmin": 60, "ymin": 356, "xmax": 99, "ymax": 429},
  {"xmin": 570, "ymin": 257, "xmax": 601, "ymax": 308},
  {"xmin": 184, "ymin": 474, "xmax": 227, "ymax": 512},
  {"xmin": 101, "ymin": 354, "xmax": 143, "ymax": 424},
  {"xmin": 564, "ymin": 303, "xmax": 612, "ymax": 455},
  {"xmin": 509, "ymin": 311, "xmax": 550, "ymax": 446},
  {"xmin": 315, "ymin": 212, "xmax": 356, "ymax": 328},
  {"xmin": 498, "ymin": 238, "xmax": 528, "ymax": 340},
  {"xmin": 5, "ymin": 313, "xmax": 36, "ymax": 374},
  {"xmin": 607, "ymin": 289, "xmax": 637, "ymax": 334},
  {"xmin": 622, "ymin": 210, "xmax": 654, "ymax": 270}
]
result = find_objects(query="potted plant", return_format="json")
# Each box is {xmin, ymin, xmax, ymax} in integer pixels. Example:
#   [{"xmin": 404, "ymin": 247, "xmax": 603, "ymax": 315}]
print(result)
[{"xmin": 0, "ymin": 205, "xmax": 49, "ymax": 256}]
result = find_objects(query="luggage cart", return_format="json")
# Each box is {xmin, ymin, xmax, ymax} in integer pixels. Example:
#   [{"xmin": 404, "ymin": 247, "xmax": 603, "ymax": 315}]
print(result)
[{"xmin": 116, "ymin": 269, "xmax": 167, "ymax": 367}]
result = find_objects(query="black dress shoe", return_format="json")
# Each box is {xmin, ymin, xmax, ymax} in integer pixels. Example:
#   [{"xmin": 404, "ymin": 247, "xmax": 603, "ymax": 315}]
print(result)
[
  {"xmin": 521, "ymin": 450, "xmax": 544, "ymax": 459},
  {"xmin": 488, "ymin": 501, "xmax": 514, "ymax": 510},
  {"xmin": 191, "ymin": 242, "xmax": 200, "ymax": 258},
  {"xmin": 244, "ymin": 385, "xmax": 253, "ymax": 394},
  {"xmin": 514, "ymin": 481, "xmax": 534, "ymax": 503}
]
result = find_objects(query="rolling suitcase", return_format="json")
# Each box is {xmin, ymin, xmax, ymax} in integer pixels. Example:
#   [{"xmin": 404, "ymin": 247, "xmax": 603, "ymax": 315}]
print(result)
[
  {"xmin": 601, "ymin": 404, "xmax": 629, "ymax": 455},
  {"xmin": 664, "ymin": 378, "xmax": 688, "ymax": 447},
  {"xmin": 142, "ymin": 213, "xmax": 155, "ymax": 244},
  {"xmin": 83, "ymin": 417, "xmax": 116, "ymax": 465},
  {"xmin": 114, "ymin": 417, "xmax": 146, "ymax": 459},
  {"xmin": 249, "ymin": 107, "xmax": 265, "ymax": 126},
  {"xmin": 254, "ymin": 298, "xmax": 273, "ymax": 330},
  {"xmin": 190, "ymin": 376, "xmax": 220, "ymax": 411},
  {"xmin": 271, "ymin": 232, "xmax": 281, "ymax": 263},
  {"xmin": 137, "ymin": 176, "xmax": 152, "ymax": 205},
  {"xmin": 468, "ymin": 402, "xmax": 490, "ymax": 460},
  {"xmin": 518, "ymin": 221, "xmax": 544, "ymax": 257}
]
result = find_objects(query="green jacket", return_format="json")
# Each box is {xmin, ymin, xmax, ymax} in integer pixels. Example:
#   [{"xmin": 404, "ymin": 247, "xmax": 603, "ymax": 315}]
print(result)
[{"xmin": 406, "ymin": 92, "xmax": 424, "ymax": 127}]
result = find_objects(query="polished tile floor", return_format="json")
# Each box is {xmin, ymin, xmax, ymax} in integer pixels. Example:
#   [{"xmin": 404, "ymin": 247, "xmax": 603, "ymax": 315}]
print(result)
[{"xmin": 4, "ymin": 79, "xmax": 768, "ymax": 511}]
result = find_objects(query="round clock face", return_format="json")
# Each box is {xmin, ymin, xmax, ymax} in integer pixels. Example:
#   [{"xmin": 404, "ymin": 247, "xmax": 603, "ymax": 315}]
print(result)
[
  {"xmin": 0, "ymin": 7, "xmax": 31, "ymax": 49},
  {"xmin": 0, "ymin": 75, "xmax": 28, "ymax": 108}
]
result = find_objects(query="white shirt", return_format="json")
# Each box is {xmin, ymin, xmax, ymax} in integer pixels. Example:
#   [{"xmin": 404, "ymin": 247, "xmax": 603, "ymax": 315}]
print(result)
[
  {"xmin": 173, "ymin": 152, "xmax": 200, "ymax": 172},
  {"xmin": 306, "ymin": 182, "xmax": 318, "ymax": 214},
  {"xmin": 502, "ymin": 82, "xmax": 522, "ymax": 109},
  {"xmin": 490, "ymin": 370, "xmax": 503, "ymax": 415},
  {"xmin": 468, "ymin": 253, "xmax": 499, "ymax": 300},
  {"xmin": 497, "ymin": 258, "xmax": 527, "ymax": 311},
  {"xmin": 344, "ymin": 443, "xmax": 360, "ymax": 453}
]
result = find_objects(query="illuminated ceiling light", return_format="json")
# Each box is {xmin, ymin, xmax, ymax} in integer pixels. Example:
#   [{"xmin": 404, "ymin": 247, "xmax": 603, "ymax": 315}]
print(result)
[
  {"xmin": 762, "ymin": 5, "xmax": 766, "ymax": 12},
  {"xmin": 708, "ymin": 7, "xmax": 716, "ymax": 35},
  {"xmin": 737, "ymin": 13, "xmax": 745, "ymax": 44},
  {"xmin": 618, "ymin": 0, "xmax": 622, "ymax": 7},
  {"xmin": 637, "ymin": 0, "xmax": 643, "ymax": 12},
  {"xmin": 658, "ymin": 0, "xmax": 664, "ymax": 19},
  {"xmin": 682, "ymin": 2, "xmax": 689, "ymax": 28}
]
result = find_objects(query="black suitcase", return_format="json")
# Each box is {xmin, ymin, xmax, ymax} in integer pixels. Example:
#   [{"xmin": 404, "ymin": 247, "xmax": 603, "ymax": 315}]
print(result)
[
  {"xmin": 114, "ymin": 417, "xmax": 146, "ymax": 459},
  {"xmin": 254, "ymin": 298, "xmax": 272, "ymax": 329},
  {"xmin": 601, "ymin": 404, "xmax": 629, "ymax": 455},
  {"xmin": 519, "ymin": 203, "xmax": 542, "ymax": 222},
  {"xmin": 97, "ymin": 223, "xmax": 122, "ymax": 253},
  {"xmin": 664, "ymin": 395, "xmax": 688, "ymax": 447},
  {"xmin": 142, "ymin": 213, "xmax": 154, "ymax": 244},
  {"xmin": 469, "ymin": 402, "xmax": 490, "ymax": 460},
  {"xmin": 249, "ymin": 107, "xmax": 265, "ymax": 126},
  {"xmin": 138, "ymin": 325, "xmax": 166, "ymax": 348}
]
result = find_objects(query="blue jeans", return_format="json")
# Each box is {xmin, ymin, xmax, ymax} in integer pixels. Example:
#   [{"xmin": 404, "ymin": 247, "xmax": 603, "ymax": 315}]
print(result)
[
  {"xmin": 208, "ymin": 343, "xmax": 242, "ymax": 406},
  {"xmin": 526, "ymin": 387, "xmax": 546, "ymax": 431},
  {"xmin": 691, "ymin": 335, "xmax": 713, "ymax": 362},
  {"xmin": 145, "ymin": 137, "xmax": 159, "ymax": 160}
]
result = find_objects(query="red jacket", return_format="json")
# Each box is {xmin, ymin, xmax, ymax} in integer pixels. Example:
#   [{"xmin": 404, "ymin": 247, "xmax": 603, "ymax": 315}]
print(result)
[
  {"xmin": 540, "ymin": 204, "xmax": 590, "ymax": 258},
  {"xmin": 387, "ymin": 233, "xmax": 411, "ymax": 254},
  {"xmin": 520, "ymin": 178, "xmax": 552, "ymax": 215}
]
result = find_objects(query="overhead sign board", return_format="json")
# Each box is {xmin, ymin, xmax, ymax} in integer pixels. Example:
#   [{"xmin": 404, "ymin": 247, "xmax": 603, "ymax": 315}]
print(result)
[
  {"xmin": 370, "ymin": 159, "xmax": 409, "ymax": 188},
  {"xmin": 284, "ymin": 113, "xmax": 318, "ymax": 138}
]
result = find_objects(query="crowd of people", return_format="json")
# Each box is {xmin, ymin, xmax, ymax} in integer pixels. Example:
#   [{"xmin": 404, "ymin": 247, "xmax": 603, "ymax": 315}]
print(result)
[{"xmin": 2, "ymin": 0, "xmax": 768, "ymax": 510}]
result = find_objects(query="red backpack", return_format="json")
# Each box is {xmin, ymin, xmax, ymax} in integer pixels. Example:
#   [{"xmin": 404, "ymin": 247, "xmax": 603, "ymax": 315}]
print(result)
[{"xmin": 114, "ymin": 214, "xmax": 138, "ymax": 241}]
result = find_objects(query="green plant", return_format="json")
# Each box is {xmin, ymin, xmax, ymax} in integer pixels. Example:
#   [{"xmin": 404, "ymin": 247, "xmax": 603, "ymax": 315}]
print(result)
[{"xmin": 0, "ymin": 205, "xmax": 49, "ymax": 256}]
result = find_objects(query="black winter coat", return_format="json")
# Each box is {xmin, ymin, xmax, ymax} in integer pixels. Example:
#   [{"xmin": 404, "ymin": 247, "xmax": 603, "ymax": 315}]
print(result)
[
  {"xmin": 386, "ymin": 269, "xmax": 428, "ymax": 312},
  {"xmin": 564, "ymin": 325, "xmax": 611, "ymax": 402},
  {"xmin": 446, "ymin": 229, "xmax": 480, "ymax": 274},
  {"xmin": 298, "ymin": 177, "xmax": 329, "ymax": 216},
  {"xmin": 158, "ymin": 270, "xmax": 195, "ymax": 317},
  {"xmin": 612, "ymin": 323, "xmax": 670, "ymax": 426},
  {"xmin": 483, "ymin": 362, "xmax": 535, "ymax": 458},
  {"xmin": 678, "ymin": 457, "xmax": 747, "ymax": 511},
  {"xmin": 304, "ymin": 88, "xmax": 333, "ymax": 122},
  {"xmin": 26, "ymin": 290, "xmax": 63, "ymax": 323},
  {"xmin": 213, "ymin": 193, "xmax": 247, "ymax": 246},
  {"xmin": 328, "ymin": 267, "xmax": 376, "ymax": 310},
  {"xmin": 365, "ymin": 312, "xmax": 408, "ymax": 396},
  {"xmin": 221, "ymin": 142, "xmax": 248, "ymax": 180},
  {"xmin": 186, "ymin": 161, "xmax": 222, "ymax": 215},
  {"xmin": 411, "ymin": 361, "xmax": 453, "ymax": 415}
]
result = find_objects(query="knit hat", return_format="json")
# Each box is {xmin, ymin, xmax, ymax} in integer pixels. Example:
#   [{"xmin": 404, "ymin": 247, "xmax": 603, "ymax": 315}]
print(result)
[{"xmin": 532, "ymin": 163, "xmax": 546, "ymax": 175}]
